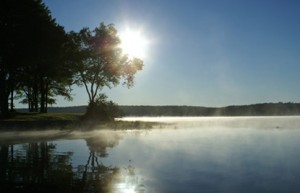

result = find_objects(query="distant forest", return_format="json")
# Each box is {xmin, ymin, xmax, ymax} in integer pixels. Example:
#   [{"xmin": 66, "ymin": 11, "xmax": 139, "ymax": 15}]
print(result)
[{"xmin": 27, "ymin": 102, "xmax": 300, "ymax": 116}]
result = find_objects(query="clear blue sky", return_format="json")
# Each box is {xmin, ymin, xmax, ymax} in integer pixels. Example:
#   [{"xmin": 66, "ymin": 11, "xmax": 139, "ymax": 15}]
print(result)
[{"xmin": 43, "ymin": 0, "xmax": 300, "ymax": 107}]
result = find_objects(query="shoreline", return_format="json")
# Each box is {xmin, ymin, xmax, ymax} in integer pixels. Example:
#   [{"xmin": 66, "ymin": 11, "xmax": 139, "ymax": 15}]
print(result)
[
  {"xmin": 0, "ymin": 119, "xmax": 159, "ymax": 132},
  {"xmin": 0, "ymin": 120, "xmax": 77, "ymax": 131}
]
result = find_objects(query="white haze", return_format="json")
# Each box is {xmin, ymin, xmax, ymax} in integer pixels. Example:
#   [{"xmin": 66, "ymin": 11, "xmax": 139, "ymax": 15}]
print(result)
[
  {"xmin": 104, "ymin": 117, "xmax": 300, "ymax": 192},
  {"xmin": 119, "ymin": 116, "xmax": 300, "ymax": 129},
  {"xmin": 1, "ymin": 116, "xmax": 300, "ymax": 144},
  {"xmin": 1, "ymin": 116, "xmax": 300, "ymax": 192}
]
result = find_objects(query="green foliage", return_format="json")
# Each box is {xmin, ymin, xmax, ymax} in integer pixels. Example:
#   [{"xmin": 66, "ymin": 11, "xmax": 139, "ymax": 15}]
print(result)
[
  {"xmin": 83, "ymin": 94, "xmax": 123, "ymax": 122},
  {"xmin": 71, "ymin": 23, "xmax": 143, "ymax": 106},
  {"xmin": 0, "ymin": 0, "xmax": 74, "ymax": 114},
  {"xmin": 1, "ymin": 2, "xmax": 143, "ymax": 116}
]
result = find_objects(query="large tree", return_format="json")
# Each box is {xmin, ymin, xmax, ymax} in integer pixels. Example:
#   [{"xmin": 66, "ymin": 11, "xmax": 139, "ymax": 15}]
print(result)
[
  {"xmin": 0, "ymin": 0, "xmax": 74, "ymax": 114},
  {"xmin": 0, "ymin": 0, "xmax": 26, "ymax": 115},
  {"xmin": 71, "ymin": 23, "xmax": 143, "ymax": 117}
]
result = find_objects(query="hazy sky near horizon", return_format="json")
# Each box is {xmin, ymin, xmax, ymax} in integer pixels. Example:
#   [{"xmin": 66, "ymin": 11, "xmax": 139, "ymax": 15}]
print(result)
[{"xmin": 42, "ymin": 0, "xmax": 300, "ymax": 107}]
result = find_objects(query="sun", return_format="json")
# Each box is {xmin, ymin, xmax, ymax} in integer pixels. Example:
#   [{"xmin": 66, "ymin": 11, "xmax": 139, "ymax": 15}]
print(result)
[{"xmin": 119, "ymin": 28, "xmax": 148, "ymax": 59}]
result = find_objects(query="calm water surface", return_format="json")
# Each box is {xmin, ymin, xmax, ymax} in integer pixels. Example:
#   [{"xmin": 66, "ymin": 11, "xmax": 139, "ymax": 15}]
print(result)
[{"xmin": 1, "ymin": 116, "xmax": 300, "ymax": 193}]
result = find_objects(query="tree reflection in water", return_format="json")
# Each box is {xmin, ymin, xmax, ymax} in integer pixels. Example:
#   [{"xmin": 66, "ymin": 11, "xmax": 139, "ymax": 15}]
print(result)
[
  {"xmin": 79, "ymin": 134, "xmax": 121, "ymax": 193},
  {"xmin": 0, "ymin": 131, "xmax": 145, "ymax": 193},
  {"xmin": 0, "ymin": 142, "xmax": 75, "ymax": 193}
]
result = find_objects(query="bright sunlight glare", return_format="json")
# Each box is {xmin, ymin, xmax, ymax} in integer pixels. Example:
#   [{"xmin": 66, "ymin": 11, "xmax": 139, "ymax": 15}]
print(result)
[{"xmin": 119, "ymin": 28, "xmax": 148, "ymax": 59}]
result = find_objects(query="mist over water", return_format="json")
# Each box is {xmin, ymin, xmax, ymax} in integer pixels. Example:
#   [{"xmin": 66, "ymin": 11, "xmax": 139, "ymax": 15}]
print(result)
[
  {"xmin": 120, "ymin": 116, "xmax": 300, "ymax": 129},
  {"xmin": 113, "ymin": 116, "xmax": 300, "ymax": 192},
  {"xmin": 1, "ymin": 116, "xmax": 300, "ymax": 193}
]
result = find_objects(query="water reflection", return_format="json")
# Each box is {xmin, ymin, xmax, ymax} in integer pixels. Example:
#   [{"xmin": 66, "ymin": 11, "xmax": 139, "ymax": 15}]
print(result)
[
  {"xmin": 112, "ymin": 165, "xmax": 146, "ymax": 193},
  {"xmin": 0, "ymin": 142, "xmax": 76, "ymax": 193},
  {"xmin": 1, "ymin": 117, "xmax": 300, "ymax": 193},
  {"xmin": 0, "ymin": 131, "xmax": 137, "ymax": 193}
]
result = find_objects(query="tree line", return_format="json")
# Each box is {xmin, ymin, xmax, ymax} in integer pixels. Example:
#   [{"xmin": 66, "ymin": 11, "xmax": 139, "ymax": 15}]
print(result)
[
  {"xmin": 34, "ymin": 102, "xmax": 300, "ymax": 116},
  {"xmin": 0, "ymin": 0, "xmax": 143, "ymax": 118},
  {"xmin": 120, "ymin": 103, "xmax": 300, "ymax": 116}
]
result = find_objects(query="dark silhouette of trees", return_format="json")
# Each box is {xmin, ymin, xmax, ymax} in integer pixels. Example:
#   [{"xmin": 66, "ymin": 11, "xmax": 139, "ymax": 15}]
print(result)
[
  {"xmin": 0, "ymin": 0, "xmax": 74, "ymax": 115},
  {"xmin": 70, "ymin": 23, "xmax": 143, "ymax": 120},
  {"xmin": 118, "ymin": 103, "xmax": 300, "ymax": 116},
  {"xmin": 1, "ymin": 1, "xmax": 144, "ymax": 118}
]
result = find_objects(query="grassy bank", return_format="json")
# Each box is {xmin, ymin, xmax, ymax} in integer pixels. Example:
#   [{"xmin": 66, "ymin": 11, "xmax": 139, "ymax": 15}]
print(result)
[
  {"xmin": 1, "ymin": 112, "xmax": 83, "ymax": 121},
  {"xmin": 0, "ymin": 112, "xmax": 159, "ymax": 131}
]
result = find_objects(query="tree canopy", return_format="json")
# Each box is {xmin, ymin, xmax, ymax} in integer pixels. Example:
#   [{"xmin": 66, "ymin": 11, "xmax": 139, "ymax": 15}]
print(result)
[
  {"xmin": 71, "ymin": 23, "xmax": 143, "ymax": 120},
  {"xmin": 0, "ymin": 1, "xmax": 144, "ymax": 119},
  {"xmin": 0, "ymin": 0, "xmax": 74, "ymax": 115}
]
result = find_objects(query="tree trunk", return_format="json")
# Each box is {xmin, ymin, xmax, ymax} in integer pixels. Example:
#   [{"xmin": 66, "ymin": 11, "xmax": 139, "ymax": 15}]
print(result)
[
  {"xmin": 45, "ymin": 81, "xmax": 48, "ymax": 113},
  {"xmin": 10, "ymin": 86, "xmax": 14, "ymax": 112},
  {"xmin": 28, "ymin": 88, "xmax": 34, "ymax": 112},
  {"xmin": 28, "ymin": 99, "xmax": 31, "ymax": 112},
  {"xmin": 0, "ymin": 88, "xmax": 9, "ymax": 116},
  {"xmin": 0, "ymin": 71, "xmax": 9, "ymax": 116},
  {"xmin": 0, "ymin": 93, "xmax": 9, "ymax": 115},
  {"xmin": 40, "ymin": 76, "xmax": 45, "ymax": 113},
  {"xmin": 33, "ymin": 77, "xmax": 39, "ymax": 112}
]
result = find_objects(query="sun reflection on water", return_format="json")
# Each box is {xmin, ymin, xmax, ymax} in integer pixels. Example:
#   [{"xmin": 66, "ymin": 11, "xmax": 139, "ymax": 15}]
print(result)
[{"xmin": 112, "ymin": 165, "xmax": 146, "ymax": 193}]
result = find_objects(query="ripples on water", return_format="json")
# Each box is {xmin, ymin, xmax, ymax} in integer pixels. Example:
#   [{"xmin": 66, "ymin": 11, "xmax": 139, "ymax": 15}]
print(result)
[{"xmin": 1, "ymin": 116, "xmax": 300, "ymax": 193}]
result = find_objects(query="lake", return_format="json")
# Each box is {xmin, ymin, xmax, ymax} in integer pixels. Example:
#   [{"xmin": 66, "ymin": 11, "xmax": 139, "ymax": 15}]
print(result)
[{"xmin": 1, "ymin": 116, "xmax": 300, "ymax": 193}]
